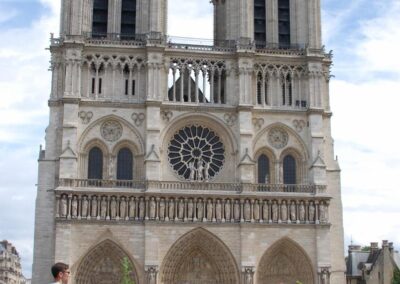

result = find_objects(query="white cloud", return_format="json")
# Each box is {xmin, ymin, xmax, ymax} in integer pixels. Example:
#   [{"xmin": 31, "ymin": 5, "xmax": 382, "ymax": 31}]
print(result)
[{"xmin": 0, "ymin": 0, "xmax": 60, "ymax": 278}]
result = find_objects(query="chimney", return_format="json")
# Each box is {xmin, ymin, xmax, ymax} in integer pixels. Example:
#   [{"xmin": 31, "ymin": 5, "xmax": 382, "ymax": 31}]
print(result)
[
  {"xmin": 389, "ymin": 242, "xmax": 394, "ymax": 254},
  {"xmin": 382, "ymin": 240, "xmax": 389, "ymax": 247},
  {"xmin": 370, "ymin": 242, "xmax": 379, "ymax": 252}
]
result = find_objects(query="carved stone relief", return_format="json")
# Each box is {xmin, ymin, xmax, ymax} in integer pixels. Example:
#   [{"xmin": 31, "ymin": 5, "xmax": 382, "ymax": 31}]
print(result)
[
  {"xmin": 268, "ymin": 127, "xmax": 289, "ymax": 149},
  {"xmin": 79, "ymin": 111, "xmax": 93, "ymax": 124},
  {"xmin": 224, "ymin": 113, "xmax": 237, "ymax": 126},
  {"xmin": 161, "ymin": 110, "xmax": 173, "ymax": 122},
  {"xmin": 252, "ymin": 118, "xmax": 265, "ymax": 130},
  {"xmin": 293, "ymin": 119, "xmax": 306, "ymax": 132},
  {"xmin": 131, "ymin": 112, "xmax": 145, "ymax": 126},
  {"xmin": 101, "ymin": 120, "xmax": 123, "ymax": 142}
]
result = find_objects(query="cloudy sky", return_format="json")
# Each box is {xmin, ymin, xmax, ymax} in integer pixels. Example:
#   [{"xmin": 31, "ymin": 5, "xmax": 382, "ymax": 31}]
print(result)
[{"xmin": 0, "ymin": 0, "xmax": 399, "ymax": 278}]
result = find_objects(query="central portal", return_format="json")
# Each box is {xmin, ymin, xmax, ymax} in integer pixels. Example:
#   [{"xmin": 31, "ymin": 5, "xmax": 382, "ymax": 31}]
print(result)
[{"xmin": 176, "ymin": 251, "xmax": 218, "ymax": 284}]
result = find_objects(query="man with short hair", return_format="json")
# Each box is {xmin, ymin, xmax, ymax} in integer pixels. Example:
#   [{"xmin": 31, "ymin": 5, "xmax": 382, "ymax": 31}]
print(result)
[{"xmin": 50, "ymin": 262, "xmax": 70, "ymax": 284}]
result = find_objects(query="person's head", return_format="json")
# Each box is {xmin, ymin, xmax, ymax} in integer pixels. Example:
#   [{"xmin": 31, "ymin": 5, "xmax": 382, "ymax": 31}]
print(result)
[{"xmin": 51, "ymin": 262, "xmax": 70, "ymax": 283}]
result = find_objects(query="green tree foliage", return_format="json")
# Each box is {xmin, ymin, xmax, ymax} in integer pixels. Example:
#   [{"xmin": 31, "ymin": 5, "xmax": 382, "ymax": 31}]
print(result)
[
  {"xmin": 361, "ymin": 246, "xmax": 371, "ymax": 252},
  {"xmin": 393, "ymin": 268, "xmax": 400, "ymax": 284},
  {"xmin": 296, "ymin": 281, "xmax": 303, "ymax": 284},
  {"xmin": 121, "ymin": 257, "xmax": 135, "ymax": 284}
]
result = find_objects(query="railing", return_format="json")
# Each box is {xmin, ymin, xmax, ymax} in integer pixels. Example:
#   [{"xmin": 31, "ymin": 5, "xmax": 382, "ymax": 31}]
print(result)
[
  {"xmin": 57, "ymin": 179, "xmax": 326, "ymax": 194},
  {"xmin": 50, "ymin": 33, "xmax": 312, "ymax": 56}
]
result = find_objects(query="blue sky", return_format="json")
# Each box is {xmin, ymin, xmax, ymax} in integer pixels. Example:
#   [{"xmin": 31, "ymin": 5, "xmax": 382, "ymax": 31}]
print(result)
[{"xmin": 0, "ymin": 0, "xmax": 399, "ymax": 279}]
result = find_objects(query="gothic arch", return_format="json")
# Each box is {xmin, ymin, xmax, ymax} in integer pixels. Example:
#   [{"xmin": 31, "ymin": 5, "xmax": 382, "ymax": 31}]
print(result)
[
  {"xmin": 254, "ymin": 147, "xmax": 277, "ymax": 184},
  {"xmin": 257, "ymin": 237, "xmax": 314, "ymax": 284},
  {"xmin": 160, "ymin": 228, "xmax": 240, "ymax": 284},
  {"xmin": 81, "ymin": 139, "xmax": 109, "ymax": 179},
  {"xmin": 78, "ymin": 114, "xmax": 145, "ymax": 155},
  {"xmin": 111, "ymin": 140, "xmax": 143, "ymax": 180},
  {"xmin": 74, "ymin": 239, "xmax": 140, "ymax": 284},
  {"xmin": 253, "ymin": 122, "xmax": 309, "ymax": 160}
]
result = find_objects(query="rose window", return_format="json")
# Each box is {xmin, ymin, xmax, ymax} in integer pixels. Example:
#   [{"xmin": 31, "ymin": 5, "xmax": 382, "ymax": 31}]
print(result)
[{"xmin": 168, "ymin": 125, "xmax": 225, "ymax": 181}]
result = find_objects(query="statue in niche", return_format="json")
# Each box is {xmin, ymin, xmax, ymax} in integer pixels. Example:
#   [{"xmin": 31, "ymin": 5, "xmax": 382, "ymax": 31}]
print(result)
[
  {"xmin": 225, "ymin": 199, "xmax": 231, "ymax": 221},
  {"xmin": 320, "ymin": 268, "xmax": 330, "ymax": 284},
  {"xmin": 197, "ymin": 160, "xmax": 204, "ymax": 181},
  {"xmin": 129, "ymin": 197, "xmax": 136, "ymax": 219},
  {"xmin": 215, "ymin": 200, "xmax": 222, "ymax": 221},
  {"xmin": 320, "ymin": 202, "xmax": 327, "ymax": 223},
  {"xmin": 91, "ymin": 196, "xmax": 98, "ymax": 218},
  {"xmin": 168, "ymin": 199, "xmax": 175, "ymax": 220},
  {"xmin": 60, "ymin": 195, "xmax": 68, "ymax": 217},
  {"xmin": 254, "ymin": 200, "xmax": 260, "ymax": 221},
  {"xmin": 149, "ymin": 197, "xmax": 156, "ymax": 220},
  {"xmin": 178, "ymin": 199, "xmax": 185, "ymax": 220},
  {"xmin": 204, "ymin": 161, "xmax": 211, "ymax": 181},
  {"xmin": 272, "ymin": 201, "xmax": 278, "ymax": 222},
  {"xmin": 120, "ymin": 197, "xmax": 126, "ymax": 219},
  {"xmin": 189, "ymin": 161, "xmax": 195, "ymax": 181},
  {"xmin": 139, "ymin": 198, "xmax": 145, "ymax": 220},
  {"xmin": 281, "ymin": 200, "xmax": 288, "ymax": 222},
  {"xmin": 197, "ymin": 199, "xmax": 203, "ymax": 220},
  {"xmin": 234, "ymin": 200, "xmax": 240, "ymax": 221},
  {"xmin": 159, "ymin": 198, "xmax": 166, "ymax": 220},
  {"xmin": 148, "ymin": 267, "xmax": 157, "ymax": 284},
  {"xmin": 245, "ymin": 269, "xmax": 253, "ymax": 284},
  {"xmin": 71, "ymin": 196, "xmax": 78, "ymax": 218},
  {"xmin": 244, "ymin": 200, "xmax": 251, "ymax": 221},
  {"xmin": 100, "ymin": 197, "xmax": 107, "ymax": 219},
  {"xmin": 81, "ymin": 196, "xmax": 89, "ymax": 218},
  {"xmin": 264, "ymin": 174, "xmax": 269, "ymax": 184},
  {"xmin": 262, "ymin": 201, "xmax": 269, "ymax": 221},
  {"xmin": 187, "ymin": 199, "xmax": 194, "ymax": 220},
  {"xmin": 110, "ymin": 196, "xmax": 117, "ymax": 219},
  {"xmin": 108, "ymin": 156, "xmax": 114, "ymax": 178},
  {"xmin": 299, "ymin": 201, "xmax": 306, "ymax": 222},
  {"xmin": 206, "ymin": 199, "xmax": 213, "ymax": 221},
  {"xmin": 290, "ymin": 201, "xmax": 296, "ymax": 222},
  {"xmin": 309, "ymin": 202, "xmax": 315, "ymax": 222}
]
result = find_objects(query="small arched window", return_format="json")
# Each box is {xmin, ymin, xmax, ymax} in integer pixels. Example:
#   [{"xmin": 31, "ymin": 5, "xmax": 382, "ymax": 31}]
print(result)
[
  {"xmin": 283, "ymin": 155, "xmax": 296, "ymax": 184},
  {"xmin": 117, "ymin": 148, "xmax": 133, "ymax": 180},
  {"xmin": 88, "ymin": 147, "xmax": 103, "ymax": 179},
  {"xmin": 258, "ymin": 154, "xmax": 270, "ymax": 184}
]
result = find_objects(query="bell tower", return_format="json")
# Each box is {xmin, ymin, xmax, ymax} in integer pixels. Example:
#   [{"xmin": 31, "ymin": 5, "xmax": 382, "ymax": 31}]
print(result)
[{"xmin": 33, "ymin": 0, "xmax": 345, "ymax": 283}]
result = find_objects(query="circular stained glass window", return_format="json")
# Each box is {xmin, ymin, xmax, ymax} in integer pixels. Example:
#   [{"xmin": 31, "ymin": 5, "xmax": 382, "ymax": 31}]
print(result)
[{"xmin": 168, "ymin": 125, "xmax": 225, "ymax": 181}]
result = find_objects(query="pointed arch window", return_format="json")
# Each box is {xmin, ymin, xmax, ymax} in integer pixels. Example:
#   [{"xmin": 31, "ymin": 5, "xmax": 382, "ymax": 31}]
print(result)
[
  {"xmin": 88, "ymin": 147, "xmax": 103, "ymax": 179},
  {"xmin": 254, "ymin": 0, "xmax": 267, "ymax": 47},
  {"xmin": 121, "ymin": 0, "xmax": 136, "ymax": 40},
  {"xmin": 283, "ymin": 155, "xmax": 296, "ymax": 184},
  {"xmin": 278, "ymin": 0, "xmax": 291, "ymax": 48},
  {"xmin": 258, "ymin": 154, "xmax": 270, "ymax": 184},
  {"xmin": 92, "ymin": 0, "xmax": 108, "ymax": 38},
  {"xmin": 117, "ymin": 148, "xmax": 133, "ymax": 180}
]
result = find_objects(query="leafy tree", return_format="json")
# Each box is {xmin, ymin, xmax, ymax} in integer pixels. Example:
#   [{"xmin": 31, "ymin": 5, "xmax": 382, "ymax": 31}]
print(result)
[
  {"xmin": 393, "ymin": 268, "xmax": 400, "ymax": 284},
  {"xmin": 121, "ymin": 257, "xmax": 135, "ymax": 284},
  {"xmin": 296, "ymin": 281, "xmax": 303, "ymax": 284},
  {"xmin": 361, "ymin": 246, "xmax": 371, "ymax": 252}
]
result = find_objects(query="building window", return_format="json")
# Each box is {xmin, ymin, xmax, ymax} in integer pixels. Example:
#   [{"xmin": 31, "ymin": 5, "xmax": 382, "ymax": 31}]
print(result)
[
  {"xmin": 88, "ymin": 147, "xmax": 103, "ymax": 179},
  {"xmin": 117, "ymin": 148, "xmax": 133, "ymax": 180},
  {"xmin": 283, "ymin": 155, "xmax": 296, "ymax": 184},
  {"xmin": 256, "ymin": 72, "xmax": 268, "ymax": 105},
  {"xmin": 121, "ymin": 0, "xmax": 136, "ymax": 40},
  {"xmin": 281, "ymin": 74, "xmax": 292, "ymax": 106},
  {"xmin": 92, "ymin": 0, "xmax": 108, "ymax": 38},
  {"xmin": 258, "ymin": 154, "xmax": 270, "ymax": 183},
  {"xmin": 278, "ymin": 0, "xmax": 290, "ymax": 48},
  {"xmin": 254, "ymin": 0, "xmax": 266, "ymax": 47}
]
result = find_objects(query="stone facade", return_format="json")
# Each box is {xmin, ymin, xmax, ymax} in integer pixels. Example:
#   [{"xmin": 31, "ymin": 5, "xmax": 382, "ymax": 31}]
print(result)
[
  {"xmin": 32, "ymin": 0, "xmax": 346, "ymax": 283},
  {"xmin": 0, "ymin": 241, "xmax": 26, "ymax": 284},
  {"xmin": 346, "ymin": 241, "xmax": 400, "ymax": 284}
]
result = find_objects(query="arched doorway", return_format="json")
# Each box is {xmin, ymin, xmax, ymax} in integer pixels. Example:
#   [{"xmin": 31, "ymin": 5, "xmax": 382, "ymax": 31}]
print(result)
[
  {"xmin": 257, "ymin": 238, "xmax": 314, "ymax": 284},
  {"xmin": 160, "ymin": 228, "xmax": 240, "ymax": 284},
  {"xmin": 75, "ymin": 240, "xmax": 139, "ymax": 284}
]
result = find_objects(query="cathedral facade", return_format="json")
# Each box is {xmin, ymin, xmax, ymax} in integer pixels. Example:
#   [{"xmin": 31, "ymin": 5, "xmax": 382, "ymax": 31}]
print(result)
[{"xmin": 32, "ymin": 0, "xmax": 346, "ymax": 283}]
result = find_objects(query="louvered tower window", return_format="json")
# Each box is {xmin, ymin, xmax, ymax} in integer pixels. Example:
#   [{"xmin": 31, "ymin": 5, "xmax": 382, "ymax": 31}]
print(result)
[
  {"xmin": 283, "ymin": 155, "xmax": 296, "ymax": 184},
  {"xmin": 278, "ymin": 0, "xmax": 290, "ymax": 48},
  {"xmin": 121, "ymin": 0, "xmax": 136, "ymax": 40},
  {"xmin": 92, "ymin": 0, "xmax": 108, "ymax": 38},
  {"xmin": 258, "ymin": 154, "xmax": 270, "ymax": 184},
  {"xmin": 88, "ymin": 147, "xmax": 103, "ymax": 179},
  {"xmin": 117, "ymin": 148, "xmax": 133, "ymax": 180},
  {"xmin": 254, "ymin": 0, "xmax": 266, "ymax": 47}
]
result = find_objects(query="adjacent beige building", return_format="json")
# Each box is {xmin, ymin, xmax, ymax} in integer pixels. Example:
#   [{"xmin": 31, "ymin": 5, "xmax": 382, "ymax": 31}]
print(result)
[
  {"xmin": 32, "ymin": 0, "xmax": 346, "ymax": 283},
  {"xmin": 0, "ymin": 241, "xmax": 26, "ymax": 284}
]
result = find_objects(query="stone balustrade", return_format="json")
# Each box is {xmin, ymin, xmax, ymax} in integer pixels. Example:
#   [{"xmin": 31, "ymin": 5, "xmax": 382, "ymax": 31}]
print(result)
[
  {"xmin": 58, "ymin": 179, "xmax": 326, "ymax": 194},
  {"xmin": 55, "ymin": 191, "xmax": 330, "ymax": 225}
]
